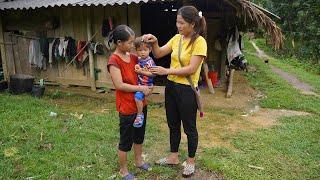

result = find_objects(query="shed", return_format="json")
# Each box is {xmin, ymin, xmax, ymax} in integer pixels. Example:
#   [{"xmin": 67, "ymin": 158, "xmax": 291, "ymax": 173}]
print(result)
[{"xmin": 0, "ymin": 0, "xmax": 283, "ymax": 92}]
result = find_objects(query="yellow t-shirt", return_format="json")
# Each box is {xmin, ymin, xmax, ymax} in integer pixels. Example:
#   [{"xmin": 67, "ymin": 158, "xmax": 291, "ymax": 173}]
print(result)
[{"xmin": 166, "ymin": 34, "xmax": 207, "ymax": 87}]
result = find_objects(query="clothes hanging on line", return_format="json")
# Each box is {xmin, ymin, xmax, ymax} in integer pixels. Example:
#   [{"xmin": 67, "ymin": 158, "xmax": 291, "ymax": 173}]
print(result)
[
  {"xmin": 29, "ymin": 39, "xmax": 45, "ymax": 69},
  {"xmin": 66, "ymin": 37, "xmax": 77, "ymax": 62},
  {"xmin": 227, "ymin": 26, "xmax": 242, "ymax": 65},
  {"xmin": 27, "ymin": 35, "xmax": 104, "ymax": 70},
  {"xmin": 76, "ymin": 41, "xmax": 88, "ymax": 64},
  {"xmin": 48, "ymin": 38, "xmax": 56, "ymax": 67}
]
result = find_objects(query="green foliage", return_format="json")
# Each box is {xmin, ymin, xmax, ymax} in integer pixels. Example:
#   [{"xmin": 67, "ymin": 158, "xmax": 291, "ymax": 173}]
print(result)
[
  {"xmin": 254, "ymin": 38, "xmax": 320, "ymax": 75},
  {"xmin": 252, "ymin": 0, "xmax": 320, "ymax": 62}
]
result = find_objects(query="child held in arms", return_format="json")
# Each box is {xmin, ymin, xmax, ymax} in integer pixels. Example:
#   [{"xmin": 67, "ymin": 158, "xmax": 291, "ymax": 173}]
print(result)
[{"xmin": 133, "ymin": 37, "xmax": 156, "ymax": 128}]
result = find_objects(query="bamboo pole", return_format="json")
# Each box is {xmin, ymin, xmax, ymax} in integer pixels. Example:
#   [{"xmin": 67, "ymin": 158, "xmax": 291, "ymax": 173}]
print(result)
[
  {"xmin": 0, "ymin": 13, "xmax": 9, "ymax": 81},
  {"xmin": 87, "ymin": 7, "xmax": 96, "ymax": 91}
]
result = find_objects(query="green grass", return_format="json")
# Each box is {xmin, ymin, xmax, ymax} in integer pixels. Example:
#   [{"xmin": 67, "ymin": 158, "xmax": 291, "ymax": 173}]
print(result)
[
  {"xmin": 0, "ymin": 92, "xmax": 177, "ymax": 179},
  {"xmin": 201, "ymin": 114, "xmax": 320, "ymax": 179},
  {"xmin": 199, "ymin": 38, "xmax": 320, "ymax": 179},
  {"xmin": 1, "ymin": 38, "xmax": 320, "ymax": 179},
  {"xmin": 244, "ymin": 53, "xmax": 320, "ymax": 114},
  {"xmin": 0, "ymin": 93, "xmax": 118, "ymax": 178}
]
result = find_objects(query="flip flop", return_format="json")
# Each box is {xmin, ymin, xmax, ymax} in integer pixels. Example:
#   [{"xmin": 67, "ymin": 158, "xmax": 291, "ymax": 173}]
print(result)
[
  {"xmin": 155, "ymin": 157, "xmax": 179, "ymax": 166},
  {"xmin": 182, "ymin": 163, "xmax": 195, "ymax": 178},
  {"xmin": 137, "ymin": 163, "xmax": 152, "ymax": 171},
  {"xmin": 122, "ymin": 172, "xmax": 136, "ymax": 180}
]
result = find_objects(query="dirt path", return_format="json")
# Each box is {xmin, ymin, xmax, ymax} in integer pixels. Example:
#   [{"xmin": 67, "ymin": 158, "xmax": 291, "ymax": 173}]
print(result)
[{"xmin": 250, "ymin": 41, "xmax": 319, "ymax": 97}]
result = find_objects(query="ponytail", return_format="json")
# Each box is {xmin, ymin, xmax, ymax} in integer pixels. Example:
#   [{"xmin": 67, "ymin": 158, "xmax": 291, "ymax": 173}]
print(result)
[{"xmin": 199, "ymin": 16, "xmax": 207, "ymax": 40}]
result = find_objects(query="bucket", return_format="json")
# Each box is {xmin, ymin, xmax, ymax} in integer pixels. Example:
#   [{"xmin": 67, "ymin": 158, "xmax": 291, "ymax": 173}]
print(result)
[
  {"xmin": 9, "ymin": 74, "xmax": 35, "ymax": 94},
  {"xmin": 208, "ymin": 71, "xmax": 218, "ymax": 87},
  {"xmin": 31, "ymin": 85, "xmax": 45, "ymax": 98}
]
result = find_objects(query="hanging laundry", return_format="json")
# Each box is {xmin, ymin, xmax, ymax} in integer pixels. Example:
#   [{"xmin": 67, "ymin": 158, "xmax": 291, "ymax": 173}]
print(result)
[
  {"xmin": 89, "ymin": 42, "xmax": 104, "ymax": 55},
  {"xmin": 48, "ymin": 38, "xmax": 57, "ymax": 67},
  {"xmin": 102, "ymin": 19, "xmax": 109, "ymax": 37},
  {"xmin": 62, "ymin": 37, "xmax": 69, "ymax": 59},
  {"xmin": 94, "ymin": 42, "xmax": 104, "ymax": 55},
  {"xmin": 29, "ymin": 40, "xmax": 44, "ymax": 68},
  {"xmin": 65, "ymin": 37, "xmax": 76, "ymax": 62},
  {"xmin": 53, "ymin": 38, "xmax": 60, "ymax": 61},
  {"xmin": 57, "ymin": 37, "xmax": 65, "ymax": 61},
  {"xmin": 39, "ymin": 37, "xmax": 49, "ymax": 60},
  {"xmin": 76, "ymin": 41, "xmax": 88, "ymax": 63},
  {"xmin": 227, "ymin": 26, "xmax": 242, "ymax": 65},
  {"xmin": 105, "ymin": 32, "xmax": 114, "ymax": 51}
]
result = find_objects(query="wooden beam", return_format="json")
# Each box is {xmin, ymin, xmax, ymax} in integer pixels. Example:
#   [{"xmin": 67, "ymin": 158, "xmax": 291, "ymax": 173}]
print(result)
[
  {"xmin": 56, "ymin": 77, "xmax": 165, "ymax": 94},
  {"xmin": 87, "ymin": 7, "xmax": 96, "ymax": 91},
  {"xmin": 0, "ymin": 13, "xmax": 9, "ymax": 81}
]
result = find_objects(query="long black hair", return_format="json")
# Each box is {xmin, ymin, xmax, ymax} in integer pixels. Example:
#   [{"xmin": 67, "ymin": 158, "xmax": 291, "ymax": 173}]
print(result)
[{"xmin": 178, "ymin": 6, "xmax": 207, "ymax": 48}]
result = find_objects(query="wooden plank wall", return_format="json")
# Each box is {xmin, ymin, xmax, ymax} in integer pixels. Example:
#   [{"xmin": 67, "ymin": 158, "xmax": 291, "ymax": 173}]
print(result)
[{"xmin": 2, "ymin": 5, "xmax": 141, "ymax": 88}]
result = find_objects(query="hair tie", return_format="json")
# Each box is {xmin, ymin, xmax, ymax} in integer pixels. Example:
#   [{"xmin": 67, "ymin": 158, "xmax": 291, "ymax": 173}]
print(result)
[{"xmin": 198, "ymin": 11, "xmax": 203, "ymax": 18}]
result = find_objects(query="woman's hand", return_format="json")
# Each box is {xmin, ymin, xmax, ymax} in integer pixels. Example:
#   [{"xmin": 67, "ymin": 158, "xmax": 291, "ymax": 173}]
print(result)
[
  {"xmin": 141, "ymin": 86, "xmax": 153, "ymax": 96},
  {"xmin": 142, "ymin": 34, "xmax": 158, "ymax": 44},
  {"xmin": 150, "ymin": 66, "xmax": 169, "ymax": 75}
]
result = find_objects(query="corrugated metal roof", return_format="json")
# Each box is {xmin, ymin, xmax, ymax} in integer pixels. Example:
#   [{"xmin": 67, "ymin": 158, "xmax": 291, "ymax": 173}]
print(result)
[{"xmin": 0, "ymin": 0, "xmax": 159, "ymax": 10}]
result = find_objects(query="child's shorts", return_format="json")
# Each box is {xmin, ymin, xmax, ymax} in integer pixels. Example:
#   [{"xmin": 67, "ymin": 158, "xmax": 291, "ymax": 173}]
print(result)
[{"xmin": 118, "ymin": 106, "xmax": 147, "ymax": 152}]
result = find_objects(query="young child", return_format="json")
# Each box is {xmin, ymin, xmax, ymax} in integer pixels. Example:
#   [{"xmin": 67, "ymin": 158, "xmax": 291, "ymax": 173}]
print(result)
[
  {"xmin": 107, "ymin": 25, "xmax": 152, "ymax": 180},
  {"xmin": 133, "ymin": 37, "xmax": 156, "ymax": 128}
]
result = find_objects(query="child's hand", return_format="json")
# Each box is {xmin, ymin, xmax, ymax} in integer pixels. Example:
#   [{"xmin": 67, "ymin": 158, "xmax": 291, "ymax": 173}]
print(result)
[
  {"xmin": 135, "ymin": 64, "xmax": 143, "ymax": 74},
  {"xmin": 135, "ymin": 64, "xmax": 140, "ymax": 70}
]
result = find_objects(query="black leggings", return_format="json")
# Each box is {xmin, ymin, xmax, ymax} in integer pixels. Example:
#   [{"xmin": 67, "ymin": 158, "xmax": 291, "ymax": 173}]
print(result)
[{"xmin": 165, "ymin": 80, "xmax": 198, "ymax": 158}]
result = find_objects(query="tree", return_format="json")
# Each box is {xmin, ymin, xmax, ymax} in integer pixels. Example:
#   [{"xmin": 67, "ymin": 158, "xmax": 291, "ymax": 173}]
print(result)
[{"xmin": 251, "ymin": 0, "xmax": 320, "ymax": 61}]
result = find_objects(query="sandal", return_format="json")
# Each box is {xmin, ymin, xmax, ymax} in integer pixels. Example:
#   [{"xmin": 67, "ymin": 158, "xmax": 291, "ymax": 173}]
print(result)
[
  {"xmin": 137, "ymin": 163, "xmax": 152, "ymax": 171},
  {"xmin": 155, "ymin": 157, "xmax": 179, "ymax": 166},
  {"xmin": 121, "ymin": 172, "xmax": 136, "ymax": 180},
  {"xmin": 133, "ymin": 114, "xmax": 144, "ymax": 128},
  {"xmin": 182, "ymin": 163, "xmax": 195, "ymax": 178}
]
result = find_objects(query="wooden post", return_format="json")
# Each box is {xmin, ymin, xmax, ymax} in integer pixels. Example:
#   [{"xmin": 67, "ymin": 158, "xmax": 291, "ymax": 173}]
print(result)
[
  {"xmin": 0, "ymin": 13, "xmax": 8, "ymax": 81},
  {"xmin": 226, "ymin": 69, "xmax": 235, "ymax": 98},
  {"xmin": 87, "ymin": 8, "xmax": 96, "ymax": 91}
]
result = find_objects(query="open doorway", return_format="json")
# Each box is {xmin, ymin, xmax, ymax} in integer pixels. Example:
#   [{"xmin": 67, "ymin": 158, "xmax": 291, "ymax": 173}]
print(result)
[{"xmin": 141, "ymin": 1, "xmax": 181, "ymax": 85}]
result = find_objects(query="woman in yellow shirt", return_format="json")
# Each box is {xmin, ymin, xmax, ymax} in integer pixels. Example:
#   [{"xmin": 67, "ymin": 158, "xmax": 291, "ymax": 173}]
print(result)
[{"xmin": 143, "ymin": 5, "xmax": 207, "ymax": 178}]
